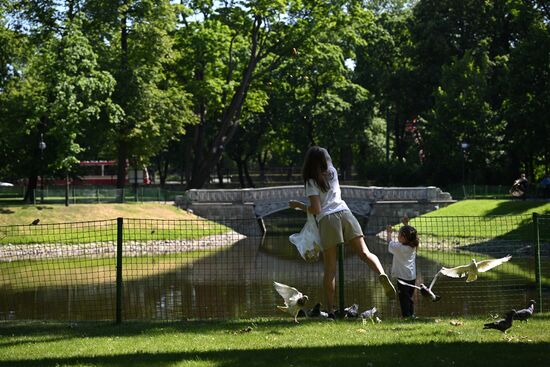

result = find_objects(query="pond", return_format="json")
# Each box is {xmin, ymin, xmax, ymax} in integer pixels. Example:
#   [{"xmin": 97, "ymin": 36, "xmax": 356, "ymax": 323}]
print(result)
[{"xmin": 0, "ymin": 227, "xmax": 541, "ymax": 321}]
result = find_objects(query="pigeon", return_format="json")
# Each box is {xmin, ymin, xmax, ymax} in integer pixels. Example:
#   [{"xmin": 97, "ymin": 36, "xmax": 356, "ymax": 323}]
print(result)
[
  {"xmin": 31, "ymin": 219, "xmax": 40, "ymax": 225},
  {"xmin": 300, "ymin": 302, "xmax": 329, "ymax": 318},
  {"xmin": 483, "ymin": 310, "xmax": 516, "ymax": 333},
  {"xmin": 360, "ymin": 306, "xmax": 378, "ymax": 320},
  {"xmin": 513, "ymin": 300, "xmax": 535, "ymax": 322},
  {"xmin": 307, "ymin": 302, "xmax": 321, "ymax": 317},
  {"xmin": 296, "ymin": 302, "xmax": 319, "ymax": 318},
  {"xmin": 440, "ymin": 255, "xmax": 512, "ymax": 282},
  {"xmin": 273, "ymin": 281, "xmax": 309, "ymax": 323},
  {"xmin": 397, "ymin": 272, "xmax": 442, "ymax": 302},
  {"xmin": 343, "ymin": 304, "xmax": 359, "ymax": 318}
]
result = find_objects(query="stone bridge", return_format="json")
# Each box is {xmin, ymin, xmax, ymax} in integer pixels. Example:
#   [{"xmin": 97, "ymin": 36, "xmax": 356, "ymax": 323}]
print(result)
[{"xmin": 177, "ymin": 186, "xmax": 454, "ymax": 236}]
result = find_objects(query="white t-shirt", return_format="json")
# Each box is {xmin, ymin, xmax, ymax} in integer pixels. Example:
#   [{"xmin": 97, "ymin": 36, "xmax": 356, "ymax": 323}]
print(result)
[
  {"xmin": 388, "ymin": 240, "xmax": 416, "ymax": 281},
  {"xmin": 305, "ymin": 165, "xmax": 349, "ymax": 222}
]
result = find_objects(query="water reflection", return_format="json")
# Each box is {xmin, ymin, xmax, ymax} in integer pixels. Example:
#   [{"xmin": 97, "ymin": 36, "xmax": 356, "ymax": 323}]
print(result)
[{"xmin": 0, "ymin": 232, "xmax": 542, "ymax": 321}]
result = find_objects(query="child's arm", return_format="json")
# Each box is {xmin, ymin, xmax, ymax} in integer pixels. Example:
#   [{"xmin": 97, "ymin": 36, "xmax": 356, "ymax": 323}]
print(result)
[{"xmin": 385, "ymin": 225, "xmax": 393, "ymax": 243}]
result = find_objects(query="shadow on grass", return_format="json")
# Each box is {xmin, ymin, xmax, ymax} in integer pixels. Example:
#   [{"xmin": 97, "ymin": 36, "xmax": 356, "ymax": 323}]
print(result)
[
  {"xmin": 0, "ymin": 319, "xmax": 297, "ymax": 340},
  {"xmin": 485, "ymin": 201, "xmax": 550, "ymax": 216},
  {"xmin": 0, "ymin": 343, "xmax": 549, "ymax": 367}
]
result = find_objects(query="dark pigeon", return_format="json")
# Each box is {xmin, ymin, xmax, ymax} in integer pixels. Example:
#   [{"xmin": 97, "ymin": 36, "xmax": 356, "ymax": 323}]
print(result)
[
  {"xmin": 513, "ymin": 300, "xmax": 535, "ymax": 322},
  {"xmin": 31, "ymin": 219, "xmax": 40, "ymax": 225},
  {"xmin": 297, "ymin": 302, "xmax": 320, "ymax": 318},
  {"xmin": 483, "ymin": 310, "xmax": 516, "ymax": 333},
  {"xmin": 307, "ymin": 302, "xmax": 322, "ymax": 317}
]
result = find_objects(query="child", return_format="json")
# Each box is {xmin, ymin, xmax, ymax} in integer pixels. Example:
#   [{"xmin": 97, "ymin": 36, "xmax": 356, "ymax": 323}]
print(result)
[
  {"xmin": 386, "ymin": 216, "xmax": 419, "ymax": 318},
  {"xmin": 290, "ymin": 146, "xmax": 396, "ymax": 317}
]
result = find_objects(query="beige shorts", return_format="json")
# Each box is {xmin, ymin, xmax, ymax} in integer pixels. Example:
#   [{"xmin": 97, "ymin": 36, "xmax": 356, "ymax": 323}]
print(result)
[{"xmin": 318, "ymin": 210, "xmax": 363, "ymax": 250}]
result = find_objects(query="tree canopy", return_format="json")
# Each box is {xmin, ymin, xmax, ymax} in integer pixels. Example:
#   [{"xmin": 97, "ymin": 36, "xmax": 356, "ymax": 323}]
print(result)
[{"xmin": 0, "ymin": 0, "xmax": 548, "ymax": 194}]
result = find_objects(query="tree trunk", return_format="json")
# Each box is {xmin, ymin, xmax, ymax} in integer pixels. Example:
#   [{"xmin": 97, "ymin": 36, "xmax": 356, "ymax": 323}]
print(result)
[
  {"xmin": 186, "ymin": 16, "xmax": 263, "ymax": 189},
  {"xmin": 23, "ymin": 175, "xmax": 38, "ymax": 203},
  {"xmin": 236, "ymin": 159, "xmax": 245, "ymax": 188},
  {"xmin": 216, "ymin": 159, "xmax": 225, "ymax": 188},
  {"xmin": 340, "ymin": 146, "xmax": 353, "ymax": 180},
  {"xmin": 258, "ymin": 151, "xmax": 267, "ymax": 182},
  {"xmin": 116, "ymin": 141, "xmax": 128, "ymax": 190},
  {"xmin": 244, "ymin": 155, "xmax": 255, "ymax": 188},
  {"xmin": 116, "ymin": 10, "xmax": 129, "ymax": 191}
]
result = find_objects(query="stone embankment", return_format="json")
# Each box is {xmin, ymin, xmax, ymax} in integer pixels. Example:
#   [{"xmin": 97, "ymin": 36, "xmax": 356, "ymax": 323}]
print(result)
[{"xmin": 0, "ymin": 231, "xmax": 246, "ymax": 261}]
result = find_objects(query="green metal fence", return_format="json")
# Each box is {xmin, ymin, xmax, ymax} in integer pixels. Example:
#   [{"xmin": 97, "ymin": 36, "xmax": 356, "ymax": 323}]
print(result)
[
  {"xmin": 0, "ymin": 186, "xmax": 185, "ymax": 204},
  {"xmin": 0, "ymin": 213, "xmax": 547, "ymax": 321},
  {"xmin": 444, "ymin": 184, "xmax": 548, "ymax": 200},
  {"xmin": 533, "ymin": 213, "xmax": 550, "ymax": 313}
]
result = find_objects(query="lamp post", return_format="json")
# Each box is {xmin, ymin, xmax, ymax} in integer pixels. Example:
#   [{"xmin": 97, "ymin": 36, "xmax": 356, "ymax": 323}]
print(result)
[
  {"xmin": 38, "ymin": 133, "xmax": 46, "ymax": 203},
  {"xmin": 460, "ymin": 141, "xmax": 469, "ymax": 197}
]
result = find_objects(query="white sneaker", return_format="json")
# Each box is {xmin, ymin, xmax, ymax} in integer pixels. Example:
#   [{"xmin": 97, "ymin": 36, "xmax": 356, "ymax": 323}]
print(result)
[{"xmin": 379, "ymin": 274, "xmax": 397, "ymax": 299}]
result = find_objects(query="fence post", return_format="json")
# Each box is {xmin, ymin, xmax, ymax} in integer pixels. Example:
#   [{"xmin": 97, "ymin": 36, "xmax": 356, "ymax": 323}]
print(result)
[
  {"xmin": 532, "ymin": 213, "xmax": 543, "ymax": 311},
  {"xmin": 116, "ymin": 217, "xmax": 123, "ymax": 324},
  {"xmin": 338, "ymin": 243, "xmax": 345, "ymax": 317}
]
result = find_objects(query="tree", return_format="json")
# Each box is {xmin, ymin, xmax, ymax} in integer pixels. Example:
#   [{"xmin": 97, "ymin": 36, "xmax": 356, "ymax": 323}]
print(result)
[
  {"xmin": 175, "ymin": 0, "xmax": 346, "ymax": 188},
  {"xmin": 83, "ymin": 0, "xmax": 196, "ymax": 189}
]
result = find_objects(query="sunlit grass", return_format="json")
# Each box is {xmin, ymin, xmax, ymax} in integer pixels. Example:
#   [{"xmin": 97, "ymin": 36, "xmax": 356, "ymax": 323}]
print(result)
[{"xmin": 0, "ymin": 317, "xmax": 549, "ymax": 366}]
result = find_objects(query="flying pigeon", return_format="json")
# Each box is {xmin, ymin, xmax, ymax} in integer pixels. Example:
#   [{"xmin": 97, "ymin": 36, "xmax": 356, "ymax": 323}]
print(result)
[
  {"xmin": 513, "ymin": 300, "xmax": 535, "ymax": 322},
  {"xmin": 31, "ymin": 219, "xmax": 40, "ymax": 225},
  {"xmin": 483, "ymin": 310, "xmax": 516, "ymax": 333},
  {"xmin": 360, "ymin": 306, "xmax": 378, "ymax": 320},
  {"xmin": 273, "ymin": 281, "xmax": 309, "ymax": 323},
  {"xmin": 440, "ymin": 255, "xmax": 512, "ymax": 282},
  {"xmin": 397, "ymin": 272, "xmax": 442, "ymax": 302}
]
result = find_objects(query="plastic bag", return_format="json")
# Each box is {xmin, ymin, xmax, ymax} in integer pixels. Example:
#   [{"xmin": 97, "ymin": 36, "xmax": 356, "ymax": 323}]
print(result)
[{"xmin": 289, "ymin": 213, "xmax": 322, "ymax": 262}]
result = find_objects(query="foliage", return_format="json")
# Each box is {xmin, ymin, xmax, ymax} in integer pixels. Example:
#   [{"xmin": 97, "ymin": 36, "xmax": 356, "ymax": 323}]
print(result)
[{"xmin": 0, "ymin": 0, "xmax": 549, "ymax": 188}]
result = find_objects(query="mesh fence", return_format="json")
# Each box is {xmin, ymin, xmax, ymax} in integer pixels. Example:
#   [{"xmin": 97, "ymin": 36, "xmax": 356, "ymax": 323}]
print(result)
[
  {"xmin": 0, "ymin": 212, "xmax": 547, "ymax": 321},
  {"xmin": 0, "ymin": 220, "xmax": 117, "ymax": 320},
  {"xmin": 534, "ymin": 214, "xmax": 550, "ymax": 313}
]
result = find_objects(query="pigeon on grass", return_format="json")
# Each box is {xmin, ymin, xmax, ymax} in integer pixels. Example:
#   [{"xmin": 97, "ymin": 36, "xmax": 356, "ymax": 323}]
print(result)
[
  {"xmin": 297, "ymin": 302, "xmax": 329, "ymax": 318},
  {"xmin": 397, "ymin": 272, "xmax": 442, "ymax": 302},
  {"xmin": 483, "ymin": 310, "xmax": 516, "ymax": 333},
  {"xmin": 273, "ymin": 281, "xmax": 309, "ymax": 323},
  {"xmin": 514, "ymin": 300, "xmax": 535, "ymax": 322},
  {"xmin": 360, "ymin": 307, "xmax": 378, "ymax": 321},
  {"xmin": 343, "ymin": 304, "xmax": 359, "ymax": 318},
  {"xmin": 440, "ymin": 255, "xmax": 512, "ymax": 282}
]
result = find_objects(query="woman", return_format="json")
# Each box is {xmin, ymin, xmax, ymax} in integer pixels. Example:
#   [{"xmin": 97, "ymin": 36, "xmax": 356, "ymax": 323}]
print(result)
[{"xmin": 289, "ymin": 146, "xmax": 396, "ymax": 316}]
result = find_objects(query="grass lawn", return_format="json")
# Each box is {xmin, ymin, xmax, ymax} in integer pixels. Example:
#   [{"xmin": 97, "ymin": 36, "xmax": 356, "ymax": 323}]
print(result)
[
  {"xmin": 406, "ymin": 199, "xmax": 550, "ymax": 239},
  {"xmin": 0, "ymin": 203, "xmax": 197, "ymax": 226},
  {"xmin": 0, "ymin": 203, "xmax": 230, "ymax": 243},
  {"xmin": 0, "ymin": 316, "xmax": 549, "ymax": 367}
]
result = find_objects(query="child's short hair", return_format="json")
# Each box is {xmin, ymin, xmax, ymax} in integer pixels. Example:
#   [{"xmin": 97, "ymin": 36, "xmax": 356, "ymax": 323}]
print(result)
[{"xmin": 399, "ymin": 225, "xmax": 419, "ymax": 248}]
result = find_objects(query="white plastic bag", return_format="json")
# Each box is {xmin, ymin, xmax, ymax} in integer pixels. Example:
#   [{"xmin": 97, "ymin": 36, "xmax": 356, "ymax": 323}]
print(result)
[{"xmin": 289, "ymin": 213, "xmax": 322, "ymax": 262}]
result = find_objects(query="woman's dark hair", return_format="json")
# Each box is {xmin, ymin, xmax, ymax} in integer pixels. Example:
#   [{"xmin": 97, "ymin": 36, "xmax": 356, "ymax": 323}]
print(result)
[
  {"xmin": 399, "ymin": 225, "xmax": 419, "ymax": 248},
  {"xmin": 302, "ymin": 146, "xmax": 330, "ymax": 192}
]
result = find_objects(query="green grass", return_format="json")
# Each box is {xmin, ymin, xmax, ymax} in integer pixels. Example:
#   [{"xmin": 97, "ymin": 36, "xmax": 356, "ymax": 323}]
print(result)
[
  {"xmin": 0, "ymin": 316, "xmax": 549, "ymax": 366},
  {"xmin": 405, "ymin": 200, "xmax": 550, "ymax": 240},
  {"xmin": 0, "ymin": 203, "xmax": 230, "ymax": 243},
  {"xmin": 426, "ymin": 200, "xmax": 550, "ymax": 217},
  {"xmin": 0, "ymin": 203, "xmax": 198, "ymax": 226}
]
